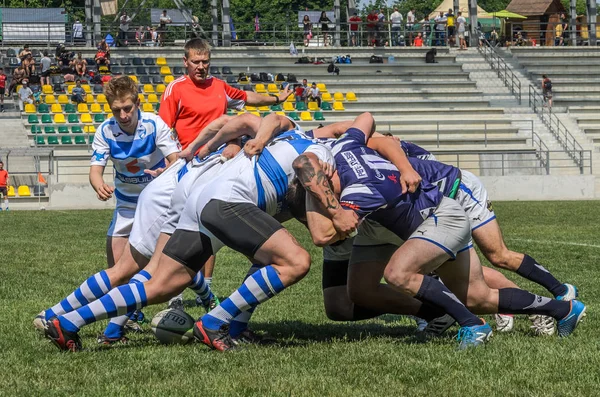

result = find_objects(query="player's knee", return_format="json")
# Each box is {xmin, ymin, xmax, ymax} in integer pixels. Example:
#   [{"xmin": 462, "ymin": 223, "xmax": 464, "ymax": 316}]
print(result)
[
  {"xmin": 323, "ymin": 293, "xmax": 355, "ymax": 321},
  {"xmin": 383, "ymin": 265, "xmax": 412, "ymax": 293},
  {"xmin": 281, "ymin": 248, "xmax": 311, "ymax": 279},
  {"xmin": 485, "ymin": 248, "xmax": 513, "ymax": 270},
  {"xmin": 105, "ymin": 265, "xmax": 137, "ymax": 287}
]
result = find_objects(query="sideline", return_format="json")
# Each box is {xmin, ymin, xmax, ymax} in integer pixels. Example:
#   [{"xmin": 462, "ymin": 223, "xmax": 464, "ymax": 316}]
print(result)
[{"xmin": 506, "ymin": 238, "xmax": 600, "ymax": 249}]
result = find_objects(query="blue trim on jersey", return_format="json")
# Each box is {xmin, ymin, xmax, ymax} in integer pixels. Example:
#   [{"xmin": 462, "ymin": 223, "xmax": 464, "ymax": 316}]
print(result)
[
  {"xmin": 305, "ymin": 129, "xmax": 314, "ymax": 138},
  {"xmin": 408, "ymin": 236, "xmax": 456, "ymax": 259},
  {"xmin": 254, "ymin": 164, "xmax": 267, "ymax": 211},
  {"xmin": 177, "ymin": 163, "xmax": 189, "ymax": 181},
  {"xmin": 115, "ymin": 189, "xmax": 139, "ymax": 204},
  {"xmin": 471, "ymin": 215, "xmax": 497, "ymax": 231},
  {"xmin": 459, "ymin": 183, "xmax": 481, "ymax": 205},
  {"xmin": 256, "ymin": 148, "xmax": 288, "ymax": 207},
  {"xmin": 106, "ymin": 132, "xmax": 158, "ymax": 160}
]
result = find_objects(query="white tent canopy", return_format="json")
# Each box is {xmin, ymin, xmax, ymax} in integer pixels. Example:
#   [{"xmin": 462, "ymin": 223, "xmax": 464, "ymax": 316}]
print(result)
[{"xmin": 428, "ymin": 0, "xmax": 493, "ymax": 19}]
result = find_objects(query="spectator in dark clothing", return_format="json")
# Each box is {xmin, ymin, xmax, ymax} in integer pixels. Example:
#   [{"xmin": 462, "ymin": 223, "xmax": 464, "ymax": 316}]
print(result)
[
  {"xmin": 71, "ymin": 80, "xmax": 86, "ymax": 104},
  {"xmin": 319, "ymin": 11, "xmax": 332, "ymax": 46}
]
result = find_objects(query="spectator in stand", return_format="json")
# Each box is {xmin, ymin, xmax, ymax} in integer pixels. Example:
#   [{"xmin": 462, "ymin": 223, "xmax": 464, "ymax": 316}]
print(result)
[
  {"xmin": 445, "ymin": 8, "xmax": 455, "ymax": 47},
  {"xmin": 144, "ymin": 26, "xmax": 154, "ymax": 46},
  {"xmin": 366, "ymin": 9, "xmax": 378, "ymax": 46},
  {"xmin": 423, "ymin": 15, "xmax": 433, "ymax": 46},
  {"xmin": 40, "ymin": 51, "xmax": 52, "ymax": 86},
  {"xmin": 303, "ymin": 15, "xmax": 312, "ymax": 47},
  {"xmin": 71, "ymin": 52, "xmax": 88, "ymax": 78},
  {"xmin": 413, "ymin": 32, "xmax": 423, "ymax": 47},
  {"xmin": 118, "ymin": 12, "xmax": 132, "ymax": 47},
  {"xmin": 457, "ymin": 12, "xmax": 467, "ymax": 50},
  {"xmin": 152, "ymin": 27, "xmax": 159, "ymax": 46},
  {"xmin": 136, "ymin": 26, "xmax": 145, "ymax": 46},
  {"xmin": 390, "ymin": 7, "xmax": 403, "ymax": 47},
  {"xmin": 158, "ymin": 9, "xmax": 172, "ymax": 46},
  {"xmin": 18, "ymin": 80, "xmax": 33, "ymax": 111},
  {"xmin": 97, "ymin": 39, "xmax": 110, "ymax": 58},
  {"xmin": 0, "ymin": 68, "xmax": 6, "ymax": 112},
  {"xmin": 22, "ymin": 54, "xmax": 35, "ymax": 77},
  {"xmin": 0, "ymin": 161, "xmax": 8, "ymax": 211},
  {"xmin": 319, "ymin": 11, "xmax": 332, "ymax": 47},
  {"xmin": 9, "ymin": 65, "xmax": 26, "ymax": 95},
  {"xmin": 95, "ymin": 48, "xmax": 110, "ymax": 67},
  {"xmin": 294, "ymin": 82, "xmax": 305, "ymax": 104},
  {"xmin": 72, "ymin": 19, "xmax": 84, "ymax": 44},
  {"xmin": 56, "ymin": 43, "xmax": 74, "ymax": 67},
  {"xmin": 377, "ymin": 9, "xmax": 386, "ymax": 45},
  {"xmin": 542, "ymin": 74, "xmax": 553, "ymax": 108},
  {"xmin": 71, "ymin": 80, "xmax": 86, "ymax": 104},
  {"xmin": 406, "ymin": 8, "xmax": 416, "ymax": 45},
  {"xmin": 435, "ymin": 11, "xmax": 447, "ymax": 46},
  {"xmin": 19, "ymin": 45, "xmax": 32, "ymax": 61},
  {"xmin": 348, "ymin": 12, "xmax": 361, "ymax": 47},
  {"xmin": 306, "ymin": 82, "xmax": 321, "ymax": 107},
  {"xmin": 555, "ymin": 21, "xmax": 564, "ymax": 46},
  {"xmin": 490, "ymin": 29, "xmax": 499, "ymax": 47},
  {"xmin": 300, "ymin": 78, "xmax": 309, "ymax": 103}
]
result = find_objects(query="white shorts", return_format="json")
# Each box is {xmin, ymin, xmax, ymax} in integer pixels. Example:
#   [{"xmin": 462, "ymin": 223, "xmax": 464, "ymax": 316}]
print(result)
[
  {"xmin": 455, "ymin": 170, "xmax": 496, "ymax": 231},
  {"xmin": 128, "ymin": 158, "xmax": 187, "ymax": 258},
  {"xmin": 107, "ymin": 199, "xmax": 137, "ymax": 237}
]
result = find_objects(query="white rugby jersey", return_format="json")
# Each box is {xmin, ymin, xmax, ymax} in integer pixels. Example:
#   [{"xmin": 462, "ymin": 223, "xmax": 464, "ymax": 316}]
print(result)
[{"xmin": 91, "ymin": 110, "xmax": 181, "ymax": 203}]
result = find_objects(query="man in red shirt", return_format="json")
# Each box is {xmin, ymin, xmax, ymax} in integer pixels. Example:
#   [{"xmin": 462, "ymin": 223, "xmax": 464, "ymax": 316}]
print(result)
[
  {"xmin": 159, "ymin": 38, "xmax": 292, "ymax": 297},
  {"xmin": 349, "ymin": 12, "xmax": 362, "ymax": 47},
  {"xmin": 366, "ymin": 10, "xmax": 379, "ymax": 46},
  {"xmin": 0, "ymin": 161, "xmax": 9, "ymax": 211},
  {"xmin": 0, "ymin": 68, "xmax": 7, "ymax": 112}
]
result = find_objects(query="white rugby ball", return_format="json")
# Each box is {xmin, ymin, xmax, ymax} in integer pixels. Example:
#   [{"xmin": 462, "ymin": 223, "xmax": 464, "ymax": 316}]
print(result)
[{"xmin": 150, "ymin": 308, "xmax": 195, "ymax": 344}]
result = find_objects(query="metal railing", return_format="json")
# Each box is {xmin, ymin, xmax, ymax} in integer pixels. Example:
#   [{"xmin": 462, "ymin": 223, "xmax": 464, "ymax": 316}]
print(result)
[
  {"xmin": 528, "ymin": 84, "xmax": 588, "ymax": 173},
  {"xmin": 478, "ymin": 36, "xmax": 522, "ymax": 104}
]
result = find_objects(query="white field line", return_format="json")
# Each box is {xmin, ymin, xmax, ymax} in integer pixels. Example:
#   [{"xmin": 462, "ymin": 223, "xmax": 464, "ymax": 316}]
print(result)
[{"xmin": 505, "ymin": 238, "xmax": 600, "ymax": 249}]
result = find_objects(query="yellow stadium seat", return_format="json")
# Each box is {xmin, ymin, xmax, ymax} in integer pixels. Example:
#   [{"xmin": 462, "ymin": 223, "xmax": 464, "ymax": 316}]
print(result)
[
  {"xmin": 236, "ymin": 110, "xmax": 246, "ymax": 115},
  {"xmin": 85, "ymin": 94, "xmax": 95, "ymax": 103},
  {"xmin": 24, "ymin": 104, "xmax": 36, "ymax": 113},
  {"xmin": 283, "ymin": 102, "xmax": 295, "ymax": 111},
  {"xmin": 156, "ymin": 57, "xmax": 167, "ymax": 66},
  {"xmin": 276, "ymin": 111, "xmax": 285, "ymax": 116},
  {"xmin": 142, "ymin": 103, "xmax": 155, "ymax": 112},
  {"xmin": 308, "ymin": 102, "xmax": 319, "ymax": 111},
  {"xmin": 250, "ymin": 111, "xmax": 260, "ymax": 117},
  {"xmin": 51, "ymin": 104, "xmax": 62, "ymax": 113},
  {"xmin": 147, "ymin": 94, "xmax": 159, "ymax": 104},
  {"xmin": 82, "ymin": 85, "xmax": 91, "ymax": 94},
  {"xmin": 96, "ymin": 94, "xmax": 107, "ymax": 104},
  {"xmin": 286, "ymin": 94, "xmax": 294, "ymax": 102},
  {"xmin": 258, "ymin": 106, "xmax": 270, "ymax": 111},
  {"xmin": 17, "ymin": 185, "xmax": 31, "ymax": 197},
  {"xmin": 57, "ymin": 94, "xmax": 69, "ymax": 104},
  {"xmin": 300, "ymin": 111, "xmax": 312, "ymax": 121},
  {"xmin": 245, "ymin": 106, "xmax": 257, "ymax": 111},
  {"xmin": 143, "ymin": 84, "xmax": 154, "ymax": 94},
  {"xmin": 42, "ymin": 85, "xmax": 54, "ymax": 94},
  {"xmin": 164, "ymin": 75, "xmax": 174, "ymax": 84},
  {"xmin": 254, "ymin": 84, "xmax": 267, "ymax": 94},
  {"xmin": 317, "ymin": 83, "xmax": 327, "ymax": 93},
  {"xmin": 160, "ymin": 66, "xmax": 172, "ymax": 75},
  {"xmin": 333, "ymin": 92, "xmax": 345, "ymax": 101},
  {"xmin": 81, "ymin": 113, "xmax": 93, "ymax": 123},
  {"xmin": 333, "ymin": 101, "xmax": 345, "ymax": 111},
  {"xmin": 44, "ymin": 95, "xmax": 56, "ymax": 104},
  {"xmin": 103, "ymin": 103, "xmax": 111, "ymax": 113},
  {"xmin": 346, "ymin": 92, "xmax": 357, "ymax": 101},
  {"xmin": 107, "ymin": 113, "xmax": 113, "ymax": 119},
  {"xmin": 7, "ymin": 186, "xmax": 15, "ymax": 197},
  {"xmin": 90, "ymin": 103, "xmax": 102, "ymax": 113},
  {"xmin": 322, "ymin": 92, "xmax": 333, "ymax": 102},
  {"xmin": 128, "ymin": 75, "xmax": 138, "ymax": 83},
  {"xmin": 267, "ymin": 84, "xmax": 279, "ymax": 94},
  {"xmin": 84, "ymin": 125, "xmax": 96, "ymax": 133},
  {"xmin": 67, "ymin": 85, "xmax": 74, "ymax": 94},
  {"xmin": 156, "ymin": 84, "xmax": 166, "ymax": 94},
  {"xmin": 138, "ymin": 94, "xmax": 146, "ymax": 103},
  {"xmin": 77, "ymin": 103, "xmax": 89, "ymax": 113},
  {"xmin": 53, "ymin": 114, "xmax": 66, "ymax": 123}
]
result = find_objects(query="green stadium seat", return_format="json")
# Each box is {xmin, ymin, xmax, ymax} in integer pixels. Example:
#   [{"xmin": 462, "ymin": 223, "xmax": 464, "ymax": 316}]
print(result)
[
  {"xmin": 44, "ymin": 126, "xmax": 55, "ymax": 134},
  {"xmin": 75, "ymin": 135, "xmax": 87, "ymax": 144},
  {"xmin": 71, "ymin": 126, "xmax": 83, "ymax": 134},
  {"xmin": 31, "ymin": 125, "xmax": 42, "ymax": 134},
  {"xmin": 28, "ymin": 115, "xmax": 39, "ymax": 124},
  {"xmin": 47, "ymin": 136, "xmax": 59, "ymax": 144},
  {"xmin": 314, "ymin": 111, "xmax": 325, "ymax": 121},
  {"xmin": 270, "ymin": 104, "xmax": 283, "ymax": 112},
  {"xmin": 68, "ymin": 114, "xmax": 79, "ymax": 123},
  {"xmin": 288, "ymin": 112, "xmax": 300, "ymax": 121},
  {"xmin": 41, "ymin": 114, "xmax": 52, "ymax": 124},
  {"xmin": 154, "ymin": 103, "xmax": 160, "ymax": 112},
  {"xmin": 35, "ymin": 136, "xmax": 45, "ymax": 145},
  {"xmin": 61, "ymin": 136, "xmax": 73, "ymax": 144},
  {"xmin": 94, "ymin": 114, "xmax": 105, "ymax": 123},
  {"xmin": 37, "ymin": 104, "xmax": 49, "ymax": 113},
  {"xmin": 89, "ymin": 135, "xmax": 94, "ymax": 144},
  {"xmin": 64, "ymin": 103, "xmax": 76, "ymax": 113},
  {"xmin": 296, "ymin": 102, "xmax": 307, "ymax": 111},
  {"xmin": 320, "ymin": 101, "xmax": 332, "ymax": 111},
  {"xmin": 262, "ymin": 112, "xmax": 271, "ymax": 118},
  {"xmin": 58, "ymin": 126, "xmax": 69, "ymax": 134}
]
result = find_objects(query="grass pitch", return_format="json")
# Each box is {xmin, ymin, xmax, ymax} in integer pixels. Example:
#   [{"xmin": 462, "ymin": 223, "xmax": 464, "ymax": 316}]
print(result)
[{"xmin": 1, "ymin": 202, "xmax": 599, "ymax": 396}]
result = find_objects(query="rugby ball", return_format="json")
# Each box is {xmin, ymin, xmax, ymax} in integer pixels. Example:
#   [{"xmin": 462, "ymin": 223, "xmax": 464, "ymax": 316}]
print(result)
[{"xmin": 150, "ymin": 308, "xmax": 195, "ymax": 344}]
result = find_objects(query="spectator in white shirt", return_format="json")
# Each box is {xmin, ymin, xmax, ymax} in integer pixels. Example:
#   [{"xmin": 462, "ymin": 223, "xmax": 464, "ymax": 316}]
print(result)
[
  {"xmin": 390, "ymin": 7, "xmax": 403, "ymax": 46},
  {"xmin": 406, "ymin": 9, "xmax": 416, "ymax": 45},
  {"xmin": 18, "ymin": 80, "xmax": 33, "ymax": 111},
  {"xmin": 72, "ymin": 20, "xmax": 83, "ymax": 44}
]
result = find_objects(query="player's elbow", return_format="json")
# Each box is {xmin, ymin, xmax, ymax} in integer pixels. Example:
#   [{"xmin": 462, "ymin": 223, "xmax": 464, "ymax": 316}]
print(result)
[{"xmin": 312, "ymin": 231, "xmax": 337, "ymax": 247}]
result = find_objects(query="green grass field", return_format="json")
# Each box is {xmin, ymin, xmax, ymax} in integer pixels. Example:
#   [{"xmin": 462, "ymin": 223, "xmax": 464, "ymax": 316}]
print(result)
[{"xmin": 1, "ymin": 202, "xmax": 599, "ymax": 396}]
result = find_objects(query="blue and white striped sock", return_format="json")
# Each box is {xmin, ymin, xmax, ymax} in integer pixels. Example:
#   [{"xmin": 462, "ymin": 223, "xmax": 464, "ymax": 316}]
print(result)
[
  {"xmin": 188, "ymin": 271, "xmax": 214, "ymax": 306},
  {"xmin": 229, "ymin": 263, "xmax": 263, "ymax": 337},
  {"xmin": 103, "ymin": 270, "xmax": 151, "ymax": 338},
  {"xmin": 45, "ymin": 270, "xmax": 111, "ymax": 320},
  {"xmin": 202, "ymin": 265, "xmax": 284, "ymax": 331},
  {"xmin": 58, "ymin": 280, "xmax": 147, "ymax": 333}
]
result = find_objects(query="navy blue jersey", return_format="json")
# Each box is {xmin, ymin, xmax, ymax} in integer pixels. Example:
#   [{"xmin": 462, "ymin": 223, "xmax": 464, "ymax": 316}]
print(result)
[
  {"xmin": 408, "ymin": 157, "xmax": 462, "ymax": 199},
  {"xmin": 332, "ymin": 128, "xmax": 443, "ymax": 240},
  {"xmin": 401, "ymin": 141, "xmax": 435, "ymax": 160}
]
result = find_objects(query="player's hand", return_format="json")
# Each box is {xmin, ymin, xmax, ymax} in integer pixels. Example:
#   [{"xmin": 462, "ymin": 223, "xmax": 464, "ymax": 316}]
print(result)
[
  {"xmin": 96, "ymin": 183, "xmax": 114, "ymax": 201},
  {"xmin": 319, "ymin": 160, "xmax": 335, "ymax": 179},
  {"xmin": 178, "ymin": 147, "xmax": 194, "ymax": 161},
  {"xmin": 244, "ymin": 138, "xmax": 265, "ymax": 157},
  {"xmin": 331, "ymin": 208, "xmax": 359, "ymax": 239},
  {"xmin": 221, "ymin": 142, "xmax": 241, "ymax": 160},
  {"xmin": 278, "ymin": 85, "xmax": 293, "ymax": 103},
  {"xmin": 400, "ymin": 168, "xmax": 422, "ymax": 195},
  {"xmin": 144, "ymin": 167, "xmax": 164, "ymax": 178}
]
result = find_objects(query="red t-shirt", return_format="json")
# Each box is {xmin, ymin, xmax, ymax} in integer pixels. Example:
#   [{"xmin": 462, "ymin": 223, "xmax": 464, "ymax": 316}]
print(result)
[
  {"xmin": 414, "ymin": 37, "xmax": 423, "ymax": 47},
  {"xmin": 159, "ymin": 76, "xmax": 247, "ymax": 149},
  {"xmin": 367, "ymin": 14, "xmax": 378, "ymax": 28},
  {"xmin": 0, "ymin": 170, "xmax": 8, "ymax": 187},
  {"xmin": 0, "ymin": 74, "xmax": 7, "ymax": 89},
  {"xmin": 349, "ymin": 16, "xmax": 361, "ymax": 31}
]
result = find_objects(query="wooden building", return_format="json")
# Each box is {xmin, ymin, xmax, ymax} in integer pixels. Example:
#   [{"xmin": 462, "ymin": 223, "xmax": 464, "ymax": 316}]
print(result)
[{"xmin": 506, "ymin": 0, "xmax": 567, "ymax": 45}]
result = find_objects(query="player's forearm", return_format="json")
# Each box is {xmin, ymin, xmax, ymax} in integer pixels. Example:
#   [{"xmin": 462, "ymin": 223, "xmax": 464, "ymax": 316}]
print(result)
[
  {"xmin": 292, "ymin": 153, "xmax": 342, "ymax": 218},
  {"xmin": 245, "ymin": 91, "xmax": 280, "ymax": 106},
  {"xmin": 253, "ymin": 114, "xmax": 291, "ymax": 147},
  {"xmin": 89, "ymin": 166, "xmax": 105, "ymax": 191},
  {"xmin": 186, "ymin": 115, "xmax": 233, "ymax": 156},
  {"xmin": 199, "ymin": 114, "xmax": 261, "ymax": 157},
  {"xmin": 367, "ymin": 137, "xmax": 412, "ymax": 173}
]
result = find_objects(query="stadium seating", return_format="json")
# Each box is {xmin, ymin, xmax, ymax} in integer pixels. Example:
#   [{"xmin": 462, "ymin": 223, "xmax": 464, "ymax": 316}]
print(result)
[
  {"xmin": 81, "ymin": 114, "xmax": 93, "ymax": 123},
  {"xmin": 296, "ymin": 102, "xmax": 307, "ymax": 111},
  {"xmin": 314, "ymin": 111, "xmax": 325, "ymax": 121},
  {"xmin": 28, "ymin": 115, "xmax": 39, "ymax": 124},
  {"xmin": 346, "ymin": 92, "xmax": 357, "ymax": 101},
  {"xmin": 156, "ymin": 84, "xmax": 166, "ymax": 94},
  {"xmin": 333, "ymin": 92, "xmax": 345, "ymax": 101},
  {"xmin": 288, "ymin": 112, "xmax": 300, "ymax": 121},
  {"xmin": 58, "ymin": 126, "xmax": 69, "ymax": 134},
  {"xmin": 164, "ymin": 75, "xmax": 174, "ymax": 84},
  {"xmin": 156, "ymin": 57, "xmax": 167, "ymax": 66},
  {"xmin": 308, "ymin": 102, "xmax": 319, "ymax": 111},
  {"xmin": 94, "ymin": 114, "xmax": 105, "ymax": 123},
  {"xmin": 143, "ymin": 84, "xmax": 154, "ymax": 94},
  {"xmin": 57, "ymin": 95, "xmax": 69, "ymax": 104},
  {"xmin": 41, "ymin": 114, "xmax": 52, "ymax": 123},
  {"xmin": 322, "ymin": 92, "xmax": 333, "ymax": 102},
  {"xmin": 42, "ymin": 85, "xmax": 53, "ymax": 94},
  {"xmin": 31, "ymin": 125, "xmax": 41, "ymax": 134},
  {"xmin": 61, "ymin": 136, "xmax": 73, "ymax": 144},
  {"xmin": 75, "ymin": 135, "xmax": 87, "ymax": 144},
  {"xmin": 53, "ymin": 114, "xmax": 66, "ymax": 123},
  {"xmin": 97, "ymin": 94, "xmax": 107, "ymax": 104},
  {"xmin": 77, "ymin": 104, "xmax": 89, "ymax": 113},
  {"xmin": 45, "ymin": 126, "xmax": 55, "ymax": 133},
  {"xmin": 7, "ymin": 186, "xmax": 15, "ymax": 197},
  {"xmin": 300, "ymin": 111, "xmax": 312, "ymax": 121},
  {"xmin": 35, "ymin": 136, "xmax": 45, "ymax": 145},
  {"xmin": 24, "ymin": 104, "xmax": 36, "ymax": 113},
  {"xmin": 17, "ymin": 186, "xmax": 31, "ymax": 197},
  {"xmin": 51, "ymin": 104, "xmax": 62, "ymax": 113},
  {"xmin": 47, "ymin": 136, "xmax": 59, "ymax": 145},
  {"xmin": 255, "ymin": 84, "xmax": 267, "ymax": 93},
  {"xmin": 44, "ymin": 95, "xmax": 57, "ymax": 105},
  {"xmin": 68, "ymin": 114, "xmax": 79, "ymax": 123},
  {"xmin": 283, "ymin": 102, "xmax": 295, "ymax": 111},
  {"xmin": 142, "ymin": 103, "xmax": 154, "ymax": 112},
  {"xmin": 64, "ymin": 104, "xmax": 76, "ymax": 113},
  {"xmin": 160, "ymin": 66, "xmax": 172, "ymax": 75},
  {"xmin": 333, "ymin": 101, "xmax": 345, "ymax": 111},
  {"xmin": 267, "ymin": 84, "xmax": 279, "ymax": 93}
]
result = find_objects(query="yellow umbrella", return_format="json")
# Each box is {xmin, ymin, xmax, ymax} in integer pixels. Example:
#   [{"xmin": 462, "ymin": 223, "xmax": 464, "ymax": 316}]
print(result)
[{"xmin": 492, "ymin": 10, "xmax": 527, "ymax": 19}]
